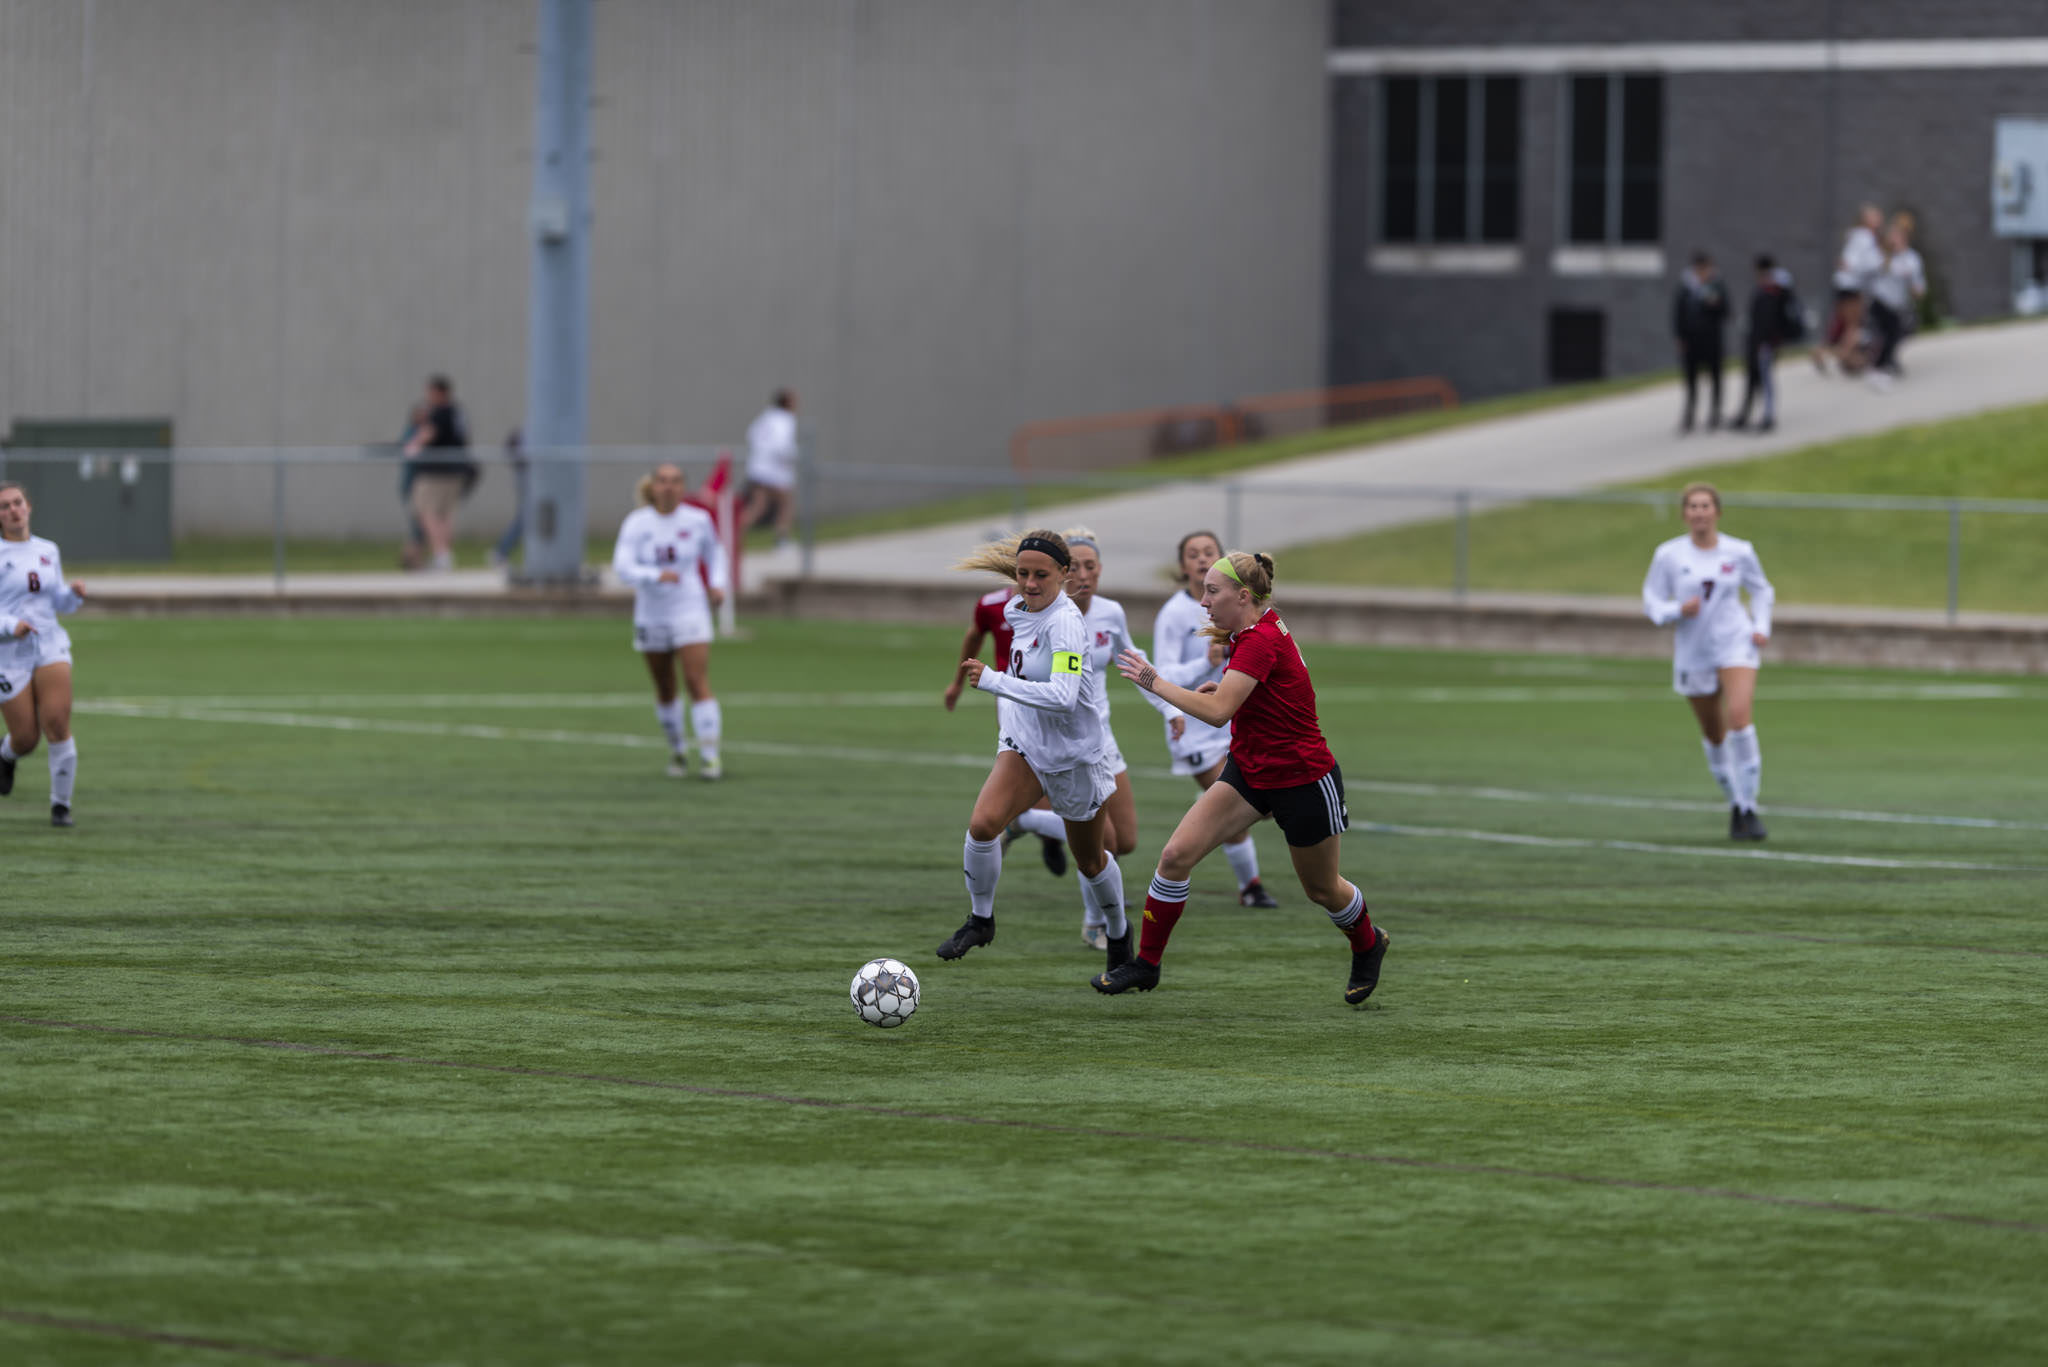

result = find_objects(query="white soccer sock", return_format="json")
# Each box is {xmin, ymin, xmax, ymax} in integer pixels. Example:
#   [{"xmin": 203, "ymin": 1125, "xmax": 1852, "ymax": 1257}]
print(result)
[
  {"xmin": 1081, "ymin": 855, "xmax": 1128, "ymax": 939},
  {"xmin": 1015, "ymin": 807, "xmax": 1065, "ymax": 840},
  {"xmin": 0, "ymin": 735, "xmax": 14, "ymax": 762},
  {"xmin": 1726, "ymin": 724, "xmax": 1762, "ymax": 811},
  {"xmin": 1329, "ymin": 883, "xmax": 1366, "ymax": 932},
  {"xmin": 963, "ymin": 833, "xmax": 1002, "ymax": 919},
  {"xmin": 48, "ymin": 737, "xmax": 76, "ymax": 807},
  {"xmin": 689, "ymin": 699, "xmax": 722, "ymax": 760},
  {"xmin": 1701, "ymin": 737, "xmax": 1735, "ymax": 804},
  {"xmin": 1077, "ymin": 869, "xmax": 1106, "ymax": 930},
  {"xmin": 1223, "ymin": 835, "xmax": 1260, "ymax": 891},
  {"xmin": 655, "ymin": 700, "xmax": 685, "ymax": 753}
]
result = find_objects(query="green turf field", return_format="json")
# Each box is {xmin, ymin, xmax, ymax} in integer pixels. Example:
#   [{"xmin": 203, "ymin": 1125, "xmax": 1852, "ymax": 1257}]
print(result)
[
  {"xmin": 2, "ymin": 615, "xmax": 2044, "ymax": 1366},
  {"xmin": 1283, "ymin": 401, "xmax": 2048, "ymax": 613}
]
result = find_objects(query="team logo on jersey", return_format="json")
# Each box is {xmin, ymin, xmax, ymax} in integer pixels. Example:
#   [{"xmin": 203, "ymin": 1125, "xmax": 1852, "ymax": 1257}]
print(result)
[
  {"xmin": 1095, "ymin": 631, "xmax": 1110, "ymax": 647},
  {"xmin": 1720, "ymin": 562, "xmax": 1735, "ymax": 574},
  {"xmin": 39, "ymin": 556, "xmax": 50, "ymax": 566}
]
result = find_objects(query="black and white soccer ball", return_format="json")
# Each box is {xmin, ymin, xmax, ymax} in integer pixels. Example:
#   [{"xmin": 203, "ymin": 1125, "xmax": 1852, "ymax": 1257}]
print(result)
[{"xmin": 850, "ymin": 957, "xmax": 920, "ymax": 1028}]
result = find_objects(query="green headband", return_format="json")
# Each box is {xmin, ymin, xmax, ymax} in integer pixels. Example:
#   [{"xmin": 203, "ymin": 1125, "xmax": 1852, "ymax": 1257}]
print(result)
[{"xmin": 1216, "ymin": 557, "xmax": 1244, "ymax": 586}]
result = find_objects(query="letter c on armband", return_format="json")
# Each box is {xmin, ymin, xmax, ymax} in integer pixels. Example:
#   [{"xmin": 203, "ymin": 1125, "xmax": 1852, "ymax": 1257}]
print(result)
[{"xmin": 1052, "ymin": 651, "xmax": 1083, "ymax": 675}]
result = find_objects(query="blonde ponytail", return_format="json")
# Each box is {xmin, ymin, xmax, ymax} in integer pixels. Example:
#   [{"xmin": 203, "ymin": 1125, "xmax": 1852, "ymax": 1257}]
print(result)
[
  {"xmin": 635, "ymin": 474, "xmax": 657, "ymax": 507},
  {"xmin": 956, "ymin": 528, "xmax": 1071, "ymax": 580}
]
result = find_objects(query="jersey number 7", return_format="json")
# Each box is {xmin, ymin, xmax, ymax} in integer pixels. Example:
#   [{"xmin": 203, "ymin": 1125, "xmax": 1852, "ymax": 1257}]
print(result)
[{"xmin": 1700, "ymin": 580, "xmax": 1715, "ymax": 600}]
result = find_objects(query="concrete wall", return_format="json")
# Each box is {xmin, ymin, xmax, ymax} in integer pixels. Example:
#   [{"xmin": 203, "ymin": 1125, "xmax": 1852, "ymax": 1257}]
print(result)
[
  {"xmin": 0, "ymin": 0, "xmax": 1328, "ymax": 537},
  {"xmin": 1327, "ymin": 1, "xmax": 2048, "ymax": 399}
]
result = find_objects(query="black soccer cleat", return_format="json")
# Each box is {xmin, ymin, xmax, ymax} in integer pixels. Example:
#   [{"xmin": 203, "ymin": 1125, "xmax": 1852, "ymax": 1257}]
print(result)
[
  {"xmin": 1737, "ymin": 808, "xmax": 1768, "ymax": 842},
  {"xmin": 1238, "ymin": 879, "xmax": 1279, "ymax": 908},
  {"xmin": 1105, "ymin": 925, "xmax": 1134, "ymax": 973},
  {"xmin": 1344, "ymin": 927, "xmax": 1390, "ymax": 1006},
  {"xmin": 1729, "ymin": 805, "xmax": 1744, "ymax": 840},
  {"xmin": 1092, "ymin": 956, "xmax": 1159, "ymax": 995},
  {"xmin": 49, "ymin": 803, "xmax": 73, "ymax": 828},
  {"xmin": 1039, "ymin": 836, "xmax": 1068, "ymax": 877},
  {"xmin": 0, "ymin": 751, "xmax": 13, "ymax": 796},
  {"xmin": 936, "ymin": 915, "xmax": 995, "ymax": 961}
]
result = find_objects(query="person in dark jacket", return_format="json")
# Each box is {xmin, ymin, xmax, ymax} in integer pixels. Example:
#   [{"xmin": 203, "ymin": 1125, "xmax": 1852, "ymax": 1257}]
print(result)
[
  {"xmin": 1731, "ymin": 255, "xmax": 1800, "ymax": 434},
  {"xmin": 1672, "ymin": 251, "xmax": 1730, "ymax": 433}
]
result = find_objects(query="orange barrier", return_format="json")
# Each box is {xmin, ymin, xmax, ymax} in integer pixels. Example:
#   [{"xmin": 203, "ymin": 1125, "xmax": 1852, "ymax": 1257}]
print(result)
[{"xmin": 1009, "ymin": 376, "xmax": 1457, "ymax": 476}]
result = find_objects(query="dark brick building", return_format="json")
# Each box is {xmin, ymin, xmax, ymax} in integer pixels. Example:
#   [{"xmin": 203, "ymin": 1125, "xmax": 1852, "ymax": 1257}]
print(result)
[{"xmin": 1327, "ymin": 2, "xmax": 2048, "ymax": 398}]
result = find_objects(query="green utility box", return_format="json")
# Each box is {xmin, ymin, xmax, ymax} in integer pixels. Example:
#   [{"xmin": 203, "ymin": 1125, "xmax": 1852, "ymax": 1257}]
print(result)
[{"xmin": 1, "ymin": 419, "xmax": 174, "ymax": 561}]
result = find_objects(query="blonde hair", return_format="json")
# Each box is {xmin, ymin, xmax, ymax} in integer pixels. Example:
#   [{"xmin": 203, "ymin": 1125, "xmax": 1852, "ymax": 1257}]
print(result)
[
  {"xmin": 1061, "ymin": 525, "xmax": 1101, "ymax": 556},
  {"xmin": 1890, "ymin": 210, "xmax": 1916, "ymax": 236},
  {"xmin": 1201, "ymin": 550, "xmax": 1276, "ymax": 643},
  {"xmin": 1680, "ymin": 481, "xmax": 1721, "ymax": 512},
  {"xmin": 956, "ymin": 528, "xmax": 1070, "ymax": 581},
  {"xmin": 635, "ymin": 463, "xmax": 685, "ymax": 508}
]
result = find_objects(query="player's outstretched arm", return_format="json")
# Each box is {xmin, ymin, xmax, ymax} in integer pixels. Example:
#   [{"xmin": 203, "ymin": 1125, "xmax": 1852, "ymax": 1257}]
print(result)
[
  {"xmin": 1118, "ymin": 649, "xmax": 1253, "ymax": 727},
  {"xmin": 945, "ymin": 625, "xmax": 986, "ymax": 711}
]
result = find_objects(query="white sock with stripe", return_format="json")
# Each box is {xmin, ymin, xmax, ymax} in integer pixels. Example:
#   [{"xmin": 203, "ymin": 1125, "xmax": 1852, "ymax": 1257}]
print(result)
[
  {"xmin": 963, "ymin": 833, "xmax": 1002, "ymax": 919},
  {"xmin": 1725, "ymin": 725, "xmax": 1762, "ymax": 811},
  {"xmin": 655, "ymin": 700, "xmax": 685, "ymax": 752},
  {"xmin": 689, "ymin": 700, "xmax": 722, "ymax": 762},
  {"xmin": 1147, "ymin": 872, "xmax": 1192, "ymax": 903},
  {"xmin": 1222, "ymin": 836, "xmax": 1259, "ymax": 891},
  {"xmin": 1701, "ymin": 737, "xmax": 1734, "ymax": 804},
  {"xmin": 48, "ymin": 737, "xmax": 76, "ymax": 807},
  {"xmin": 1329, "ymin": 883, "xmax": 1366, "ymax": 932},
  {"xmin": 1081, "ymin": 855, "xmax": 1127, "ymax": 938},
  {"xmin": 1015, "ymin": 807, "xmax": 1065, "ymax": 840},
  {"xmin": 0, "ymin": 735, "xmax": 16, "ymax": 762}
]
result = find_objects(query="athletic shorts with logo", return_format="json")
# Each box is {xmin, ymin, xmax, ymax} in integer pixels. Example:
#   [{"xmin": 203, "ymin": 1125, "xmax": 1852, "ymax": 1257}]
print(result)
[
  {"xmin": 634, "ymin": 610, "xmax": 714, "ymax": 653},
  {"xmin": 1220, "ymin": 756, "xmax": 1349, "ymax": 847},
  {"xmin": 0, "ymin": 628, "xmax": 71, "ymax": 698},
  {"xmin": 1673, "ymin": 637, "xmax": 1761, "ymax": 697},
  {"xmin": 998, "ymin": 733, "xmax": 1119, "ymax": 822}
]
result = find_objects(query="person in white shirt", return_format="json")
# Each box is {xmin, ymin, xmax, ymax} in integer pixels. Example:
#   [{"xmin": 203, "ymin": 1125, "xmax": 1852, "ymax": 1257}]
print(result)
[
  {"xmin": 1149, "ymin": 530, "xmax": 1278, "ymax": 907},
  {"xmin": 0, "ymin": 482, "xmax": 86, "ymax": 827},
  {"xmin": 1642, "ymin": 482, "xmax": 1776, "ymax": 840},
  {"xmin": 940, "ymin": 530, "xmax": 1131, "ymax": 975},
  {"xmin": 1819, "ymin": 204, "xmax": 1884, "ymax": 374},
  {"xmin": 741, "ymin": 389, "xmax": 800, "ymax": 549},
  {"xmin": 1002, "ymin": 528, "xmax": 1183, "ymax": 948},
  {"xmin": 612, "ymin": 464, "xmax": 730, "ymax": 779},
  {"xmin": 1865, "ymin": 213, "xmax": 1927, "ymax": 389}
]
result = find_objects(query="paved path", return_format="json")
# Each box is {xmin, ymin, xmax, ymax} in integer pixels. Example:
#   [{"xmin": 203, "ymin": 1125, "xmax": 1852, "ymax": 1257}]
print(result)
[{"xmin": 737, "ymin": 318, "xmax": 2048, "ymax": 588}]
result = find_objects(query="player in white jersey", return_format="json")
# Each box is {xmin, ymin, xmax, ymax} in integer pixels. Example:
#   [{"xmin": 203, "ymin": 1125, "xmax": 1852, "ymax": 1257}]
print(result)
[
  {"xmin": 939, "ymin": 530, "xmax": 1132, "ymax": 975},
  {"xmin": 1642, "ymin": 482, "xmax": 1776, "ymax": 840},
  {"xmin": 1002, "ymin": 528, "xmax": 1183, "ymax": 947},
  {"xmin": 0, "ymin": 482, "xmax": 86, "ymax": 827},
  {"xmin": 612, "ymin": 464, "xmax": 730, "ymax": 779},
  {"xmin": 1150, "ymin": 530, "xmax": 1278, "ymax": 907}
]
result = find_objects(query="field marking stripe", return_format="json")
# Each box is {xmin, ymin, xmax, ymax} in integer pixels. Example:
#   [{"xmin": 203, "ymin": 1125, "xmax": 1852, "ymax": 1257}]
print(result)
[
  {"xmin": 84, "ymin": 682, "xmax": 2048, "ymax": 710},
  {"xmin": 7, "ymin": 1015, "xmax": 2044, "ymax": 1237},
  {"xmin": 1358, "ymin": 822, "xmax": 2047, "ymax": 873},
  {"xmin": 0, "ymin": 1307, "xmax": 397, "ymax": 1367},
  {"xmin": 1353, "ymin": 780, "xmax": 2048, "ymax": 833},
  {"xmin": 77, "ymin": 703, "xmax": 2048, "ymax": 861}
]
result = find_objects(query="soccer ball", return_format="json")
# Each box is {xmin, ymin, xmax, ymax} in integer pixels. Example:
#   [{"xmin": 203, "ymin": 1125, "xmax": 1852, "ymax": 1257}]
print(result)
[{"xmin": 850, "ymin": 958, "xmax": 920, "ymax": 1029}]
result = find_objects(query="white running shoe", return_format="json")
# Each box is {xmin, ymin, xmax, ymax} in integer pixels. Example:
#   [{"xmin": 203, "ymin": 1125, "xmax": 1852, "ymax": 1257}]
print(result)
[
  {"xmin": 698, "ymin": 754, "xmax": 724, "ymax": 781},
  {"xmin": 666, "ymin": 751, "xmax": 689, "ymax": 778}
]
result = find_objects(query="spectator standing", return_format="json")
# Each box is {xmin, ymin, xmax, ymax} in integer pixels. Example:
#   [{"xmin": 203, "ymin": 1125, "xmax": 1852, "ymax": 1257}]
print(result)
[
  {"xmin": 402, "ymin": 375, "xmax": 475, "ymax": 572},
  {"xmin": 1819, "ymin": 205, "xmax": 1885, "ymax": 374},
  {"xmin": 741, "ymin": 389, "xmax": 800, "ymax": 550},
  {"xmin": 1865, "ymin": 214, "xmax": 1927, "ymax": 391},
  {"xmin": 1672, "ymin": 252, "xmax": 1730, "ymax": 433},
  {"xmin": 1731, "ymin": 255, "xmax": 1800, "ymax": 434}
]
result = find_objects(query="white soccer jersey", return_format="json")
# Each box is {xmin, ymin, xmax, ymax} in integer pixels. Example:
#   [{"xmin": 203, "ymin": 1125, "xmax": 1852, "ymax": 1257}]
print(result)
[
  {"xmin": 974, "ymin": 589, "xmax": 1111, "ymax": 773},
  {"xmin": 1081, "ymin": 595, "xmax": 1180, "ymax": 732},
  {"xmin": 1834, "ymin": 225, "xmax": 1883, "ymax": 291},
  {"xmin": 611, "ymin": 504, "xmax": 729, "ymax": 627},
  {"xmin": 0, "ymin": 535, "xmax": 81, "ymax": 652},
  {"xmin": 745, "ymin": 406, "xmax": 800, "ymax": 490},
  {"xmin": 1643, "ymin": 533, "xmax": 1775, "ymax": 664},
  {"xmin": 1151, "ymin": 588, "xmax": 1231, "ymax": 758}
]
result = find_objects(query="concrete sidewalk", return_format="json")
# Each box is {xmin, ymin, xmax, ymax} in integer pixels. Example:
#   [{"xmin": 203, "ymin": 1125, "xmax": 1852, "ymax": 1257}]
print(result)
[{"xmin": 737, "ymin": 318, "xmax": 2048, "ymax": 589}]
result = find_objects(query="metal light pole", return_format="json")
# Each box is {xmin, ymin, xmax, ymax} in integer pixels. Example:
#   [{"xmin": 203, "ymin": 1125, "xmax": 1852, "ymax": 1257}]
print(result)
[{"xmin": 519, "ymin": 0, "xmax": 593, "ymax": 584}]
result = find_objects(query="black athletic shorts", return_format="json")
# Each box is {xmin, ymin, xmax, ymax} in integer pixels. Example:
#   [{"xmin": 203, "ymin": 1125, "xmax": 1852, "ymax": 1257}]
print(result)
[{"xmin": 1219, "ymin": 757, "xmax": 1349, "ymax": 847}]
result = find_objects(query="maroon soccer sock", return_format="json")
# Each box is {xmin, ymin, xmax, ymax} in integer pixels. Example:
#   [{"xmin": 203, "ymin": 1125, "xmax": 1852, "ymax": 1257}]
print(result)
[
  {"xmin": 1331, "ymin": 884, "xmax": 1375, "ymax": 950},
  {"xmin": 1138, "ymin": 872, "xmax": 1192, "ymax": 965}
]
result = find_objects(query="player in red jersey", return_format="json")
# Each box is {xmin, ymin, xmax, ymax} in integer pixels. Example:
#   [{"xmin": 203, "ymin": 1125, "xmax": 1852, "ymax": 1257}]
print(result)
[
  {"xmin": 1091, "ymin": 549, "xmax": 1389, "ymax": 1005},
  {"xmin": 945, "ymin": 585, "xmax": 1064, "ymax": 875}
]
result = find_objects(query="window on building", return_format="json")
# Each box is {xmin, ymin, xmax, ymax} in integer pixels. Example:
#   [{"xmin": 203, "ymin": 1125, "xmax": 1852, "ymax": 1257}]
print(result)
[
  {"xmin": 1564, "ymin": 74, "xmax": 1662, "ymax": 244},
  {"xmin": 1381, "ymin": 75, "xmax": 1521, "ymax": 244}
]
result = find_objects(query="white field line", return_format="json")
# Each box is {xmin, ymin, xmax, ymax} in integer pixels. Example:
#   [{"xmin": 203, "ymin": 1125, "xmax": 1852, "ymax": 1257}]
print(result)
[
  {"xmin": 83, "ymin": 681, "xmax": 2046, "ymax": 712},
  {"xmin": 77, "ymin": 701, "xmax": 2047, "ymax": 873},
  {"xmin": 1357, "ymin": 822, "xmax": 2045, "ymax": 874},
  {"xmin": 1352, "ymin": 779, "xmax": 2048, "ymax": 833}
]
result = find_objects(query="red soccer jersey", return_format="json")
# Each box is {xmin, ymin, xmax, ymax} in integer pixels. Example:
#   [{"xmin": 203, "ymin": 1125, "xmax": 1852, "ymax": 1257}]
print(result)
[
  {"xmin": 1223, "ymin": 609, "xmax": 1336, "ymax": 788},
  {"xmin": 974, "ymin": 588, "xmax": 1014, "ymax": 673}
]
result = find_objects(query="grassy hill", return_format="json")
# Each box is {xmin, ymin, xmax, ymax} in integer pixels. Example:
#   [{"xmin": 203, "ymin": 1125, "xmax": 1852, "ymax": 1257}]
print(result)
[{"xmin": 1282, "ymin": 402, "xmax": 2048, "ymax": 614}]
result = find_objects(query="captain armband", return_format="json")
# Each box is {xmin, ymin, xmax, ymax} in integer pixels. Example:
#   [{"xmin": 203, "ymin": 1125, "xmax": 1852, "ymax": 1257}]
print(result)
[{"xmin": 1052, "ymin": 651, "xmax": 1083, "ymax": 675}]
